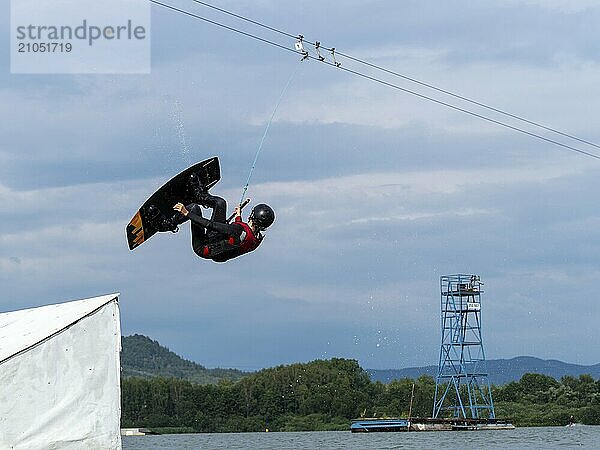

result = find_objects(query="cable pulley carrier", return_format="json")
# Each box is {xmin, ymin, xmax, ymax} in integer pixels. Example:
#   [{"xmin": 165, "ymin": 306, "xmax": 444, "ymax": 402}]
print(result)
[{"xmin": 295, "ymin": 35, "xmax": 309, "ymax": 60}]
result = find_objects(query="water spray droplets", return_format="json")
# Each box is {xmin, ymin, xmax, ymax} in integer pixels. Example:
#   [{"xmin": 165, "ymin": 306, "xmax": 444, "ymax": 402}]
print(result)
[{"xmin": 172, "ymin": 100, "xmax": 191, "ymax": 166}]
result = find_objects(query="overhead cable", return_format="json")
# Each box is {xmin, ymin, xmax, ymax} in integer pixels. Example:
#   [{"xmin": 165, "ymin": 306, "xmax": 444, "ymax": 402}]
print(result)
[
  {"xmin": 149, "ymin": 0, "xmax": 600, "ymax": 160},
  {"xmin": 185, "ymin": 0, "xmax": 600, "ymax": 152}
]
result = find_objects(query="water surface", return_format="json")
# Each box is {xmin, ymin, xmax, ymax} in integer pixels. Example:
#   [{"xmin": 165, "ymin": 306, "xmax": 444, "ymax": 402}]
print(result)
[{"xmin": 123, "ymin": 425, "xmax": 598, "ymax": 449}]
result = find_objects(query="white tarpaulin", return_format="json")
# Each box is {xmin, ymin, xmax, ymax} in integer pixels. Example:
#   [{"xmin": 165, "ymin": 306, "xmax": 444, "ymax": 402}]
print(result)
[{"xmin": 0, "ymin": 293, "xmax": 122, "ymax": 449}]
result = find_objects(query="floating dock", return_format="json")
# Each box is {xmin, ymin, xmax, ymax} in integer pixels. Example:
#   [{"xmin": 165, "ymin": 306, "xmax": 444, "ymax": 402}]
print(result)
[{"xmin": 350, "ymin": 417, "xmax": 515, "ymax": 432}]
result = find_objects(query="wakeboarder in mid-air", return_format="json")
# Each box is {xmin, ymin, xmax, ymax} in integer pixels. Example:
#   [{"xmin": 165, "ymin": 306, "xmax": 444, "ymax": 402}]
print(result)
[
  {"xmin": 169, "ymin": 173, "xmax": 274, "ymax": 262},
  {"xmin": 126, "ymin": 156, "xmax": 275, "ymax": 262}
]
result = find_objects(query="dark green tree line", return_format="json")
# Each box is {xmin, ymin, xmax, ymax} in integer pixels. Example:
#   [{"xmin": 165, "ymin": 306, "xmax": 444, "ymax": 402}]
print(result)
[{"xmin": 121, "ymin": 359, "xmax": 600, "ymax": 432}]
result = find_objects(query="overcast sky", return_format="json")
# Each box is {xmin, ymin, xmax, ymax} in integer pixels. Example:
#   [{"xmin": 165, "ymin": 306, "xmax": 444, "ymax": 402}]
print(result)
[{"xmin": 2, "ymin": 0, "xmax": 600, "ymax": 371}]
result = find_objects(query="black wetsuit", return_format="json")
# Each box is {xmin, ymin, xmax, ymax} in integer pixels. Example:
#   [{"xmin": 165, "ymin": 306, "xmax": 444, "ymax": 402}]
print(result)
[{"xmin": 184, "ymin": 194, "xmax": 261, "ymax": 262}]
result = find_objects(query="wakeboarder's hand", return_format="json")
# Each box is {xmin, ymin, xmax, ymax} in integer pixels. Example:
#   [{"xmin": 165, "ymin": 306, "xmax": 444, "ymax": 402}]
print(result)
[{"xmin": 174, "ymin": 203, "xmax": 189, "ymax": 216}]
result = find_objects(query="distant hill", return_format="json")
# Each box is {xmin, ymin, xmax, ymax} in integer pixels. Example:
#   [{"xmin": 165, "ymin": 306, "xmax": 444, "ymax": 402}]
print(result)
[
  {"xmin": 368, "ymin": 356, "xmax": 600, "ymax": 385},
  {"xmin": 121, "ymin": 334, "xmax": 246, "ymax": 384},
  {"xmin": 122, "ymin": 334, "xmax": 600, "ymax": 387}
]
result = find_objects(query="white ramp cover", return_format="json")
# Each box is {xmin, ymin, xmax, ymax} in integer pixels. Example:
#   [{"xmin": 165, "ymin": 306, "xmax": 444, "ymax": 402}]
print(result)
[{"xmin": 0, "ymin": 293, "xmax": 122, "ymax": 449}]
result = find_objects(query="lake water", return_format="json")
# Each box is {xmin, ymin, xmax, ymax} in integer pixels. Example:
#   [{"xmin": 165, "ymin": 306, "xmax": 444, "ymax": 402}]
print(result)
[{"xmin": 123, "ymin": 425, "xmax": 598, "ymax": 449}]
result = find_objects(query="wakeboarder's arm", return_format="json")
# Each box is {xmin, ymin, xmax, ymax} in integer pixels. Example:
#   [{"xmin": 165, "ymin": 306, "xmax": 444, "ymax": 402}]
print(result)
[
  {"xmin": 174, "ymin": 202, "xmax": 240, "ymax": 235},
  {"xmin": 174, "ymin": 203, "xmax": 188, "ymax": 216}
]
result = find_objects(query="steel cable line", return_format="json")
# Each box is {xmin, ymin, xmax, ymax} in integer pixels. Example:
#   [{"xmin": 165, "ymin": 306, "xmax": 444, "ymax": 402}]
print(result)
[
  {"xmin": 333, "ymin": 64, "xmax": 600, "ymax": 160},
  {"xmin": 182, "ymin": 0, "xmax": 600, "ymax": 152},
  {"xmin": 150, "ymin": 0, "xmax": 600, "ymax": 160},
  {"xmin": 332, "ymin": 50, "xmax": 600, "ymax": 151}
]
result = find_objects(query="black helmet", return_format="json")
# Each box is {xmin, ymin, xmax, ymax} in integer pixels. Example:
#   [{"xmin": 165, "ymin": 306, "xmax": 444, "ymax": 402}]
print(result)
[{"xmin": 250, "ymin": 204, "xmax": 275, "ymax": 229}]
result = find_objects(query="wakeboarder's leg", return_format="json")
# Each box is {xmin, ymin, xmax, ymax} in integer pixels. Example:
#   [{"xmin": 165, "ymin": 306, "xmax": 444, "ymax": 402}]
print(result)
[{"xmin": 188, "ymin": 204, "xmax": 209, "ymax": 257}]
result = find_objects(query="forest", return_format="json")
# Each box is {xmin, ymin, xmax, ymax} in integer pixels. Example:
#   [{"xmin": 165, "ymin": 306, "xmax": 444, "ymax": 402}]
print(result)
[{"xmin": 121, "ymin": 358, "xmax": 600, "ymax": 432}]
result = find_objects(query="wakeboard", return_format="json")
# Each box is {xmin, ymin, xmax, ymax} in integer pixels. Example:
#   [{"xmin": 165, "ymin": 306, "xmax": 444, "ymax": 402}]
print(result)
[{"xmin": 126, "ymin": 157, "xmax": 221, "ymax": 250}]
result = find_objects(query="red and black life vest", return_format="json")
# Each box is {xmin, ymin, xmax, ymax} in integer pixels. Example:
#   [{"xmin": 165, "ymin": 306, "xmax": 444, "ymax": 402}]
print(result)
[{"xmin": 200, "ymin": 219, "xmax": 262, "ymax": 262}]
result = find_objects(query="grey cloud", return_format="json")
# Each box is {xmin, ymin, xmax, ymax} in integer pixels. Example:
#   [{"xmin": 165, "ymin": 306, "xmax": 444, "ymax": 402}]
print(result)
[{"xmin": 2, "ymin": 1, "xmax": 600, "ymax": 370}]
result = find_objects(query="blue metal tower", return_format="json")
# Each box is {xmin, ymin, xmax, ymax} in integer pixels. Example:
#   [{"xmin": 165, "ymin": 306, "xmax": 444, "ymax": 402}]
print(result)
[{"xmin": 432, "ymin": 274, "xmax": 495, "ymax": 419}]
